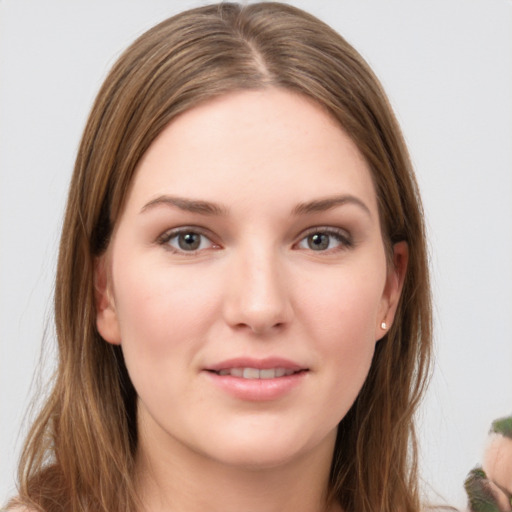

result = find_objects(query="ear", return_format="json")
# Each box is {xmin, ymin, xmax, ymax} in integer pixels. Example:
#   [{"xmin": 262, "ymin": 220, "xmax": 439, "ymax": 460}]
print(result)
[
  {"xmin": 375, "ymin": 241, "xmax": 408, "ymax": 341},
  {"xmin": 94, "ymin": 255, "xmax": 121, "ymax": 345}
]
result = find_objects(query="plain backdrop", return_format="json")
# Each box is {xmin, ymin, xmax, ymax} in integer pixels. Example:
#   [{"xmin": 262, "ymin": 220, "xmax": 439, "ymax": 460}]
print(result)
[{"xmin": 1, "ymin": 0, "xmax": 511, "ymax": 508}]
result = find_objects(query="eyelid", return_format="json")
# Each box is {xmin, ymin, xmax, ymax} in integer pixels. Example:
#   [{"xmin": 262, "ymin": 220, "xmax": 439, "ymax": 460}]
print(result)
[
  {"xmin": 294, "ymin": 226, "xmax": 353, "ymax": 251},
  {"xmin": 156, "ymin": 226, "xmax": 220, "ymax": 254},
  {"xmin": 155, "ymin": 225, "xmax": 353, "ymax": 255}
]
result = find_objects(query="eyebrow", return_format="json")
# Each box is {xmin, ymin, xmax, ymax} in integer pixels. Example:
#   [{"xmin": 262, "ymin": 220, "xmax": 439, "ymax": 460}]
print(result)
[
  {"xmin": 140, "ymin": 195, "xmax": 228, "ymax": 216},
  {"xmin": 140, "ymin": 193, "xmax": 371, "ymax": 217},
  {"xmin": 292, "ymin": 194, "xmax": 372, "ymax": 217}
]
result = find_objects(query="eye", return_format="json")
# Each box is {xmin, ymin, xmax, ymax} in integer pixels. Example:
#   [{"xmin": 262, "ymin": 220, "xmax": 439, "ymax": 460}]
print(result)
[
  {"xmin": 296, "ymin": 228, "xmax": 352, "ymax": 252},
  {"xmin": 158, "ymin": 228, "xmax": 217, "ymax": 254}
]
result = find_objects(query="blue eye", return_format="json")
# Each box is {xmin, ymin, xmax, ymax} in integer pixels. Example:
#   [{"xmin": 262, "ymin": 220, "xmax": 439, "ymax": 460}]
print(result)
[
  {"xmin": 160, "ymin": 229, "xmax": 215, "ymax": 253},
  {"xmin": 297, "ymin": 229, "xmax": 352, "ymax": 252}
]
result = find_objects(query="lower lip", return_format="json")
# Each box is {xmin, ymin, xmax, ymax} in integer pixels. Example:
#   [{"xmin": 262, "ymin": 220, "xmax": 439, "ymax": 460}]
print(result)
[{"xmin": 203, "ymin": 371, "xmax": 307, "ymax": 401}]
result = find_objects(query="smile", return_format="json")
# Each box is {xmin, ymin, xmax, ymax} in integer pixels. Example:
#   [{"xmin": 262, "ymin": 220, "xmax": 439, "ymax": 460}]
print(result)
[
  {"xmin": 204, "ymin": 358, "xmax": 309, "ymax": 400},
  {"xmin": 213, "ymin": 367, "xmax": 300, "ymax": 379}
]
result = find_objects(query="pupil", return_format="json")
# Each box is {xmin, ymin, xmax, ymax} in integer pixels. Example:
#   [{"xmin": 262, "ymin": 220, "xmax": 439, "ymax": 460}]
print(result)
[
  {"xmin": 309, "ymin": 233, "xmax": 329, "ymax": 250},
  {"xmin": 179, "ymin": 232, "xmax": 200, "ymax": 250}
]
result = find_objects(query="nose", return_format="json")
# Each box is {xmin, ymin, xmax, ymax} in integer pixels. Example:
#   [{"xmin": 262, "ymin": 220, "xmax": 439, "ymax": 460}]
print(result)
[{"xmin": 222, "ymin": 245, "xmax": 292, "ymax": 335}]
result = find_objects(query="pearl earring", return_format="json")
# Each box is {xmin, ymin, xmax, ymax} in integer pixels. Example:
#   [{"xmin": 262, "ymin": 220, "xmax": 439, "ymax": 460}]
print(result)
[{"xmin": 380, "ymin": 322, "xmax": 388, "ymax": 330}]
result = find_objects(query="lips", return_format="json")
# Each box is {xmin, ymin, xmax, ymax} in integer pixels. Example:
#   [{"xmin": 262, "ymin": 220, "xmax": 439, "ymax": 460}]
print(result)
[
  {"xmin": 205, "ymin": 357, "xmax": 307, "ymax": 376},
  {"xmin": 214, "ymin": 367, "xmax": 298, "ymax": 379},
  {"xmin": 203, "ymin": 358, "xmax": 308, "ymax": 400}
]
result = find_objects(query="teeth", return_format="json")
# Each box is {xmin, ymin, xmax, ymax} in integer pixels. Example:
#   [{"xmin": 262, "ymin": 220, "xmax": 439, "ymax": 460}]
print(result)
[
  {"xmin": 243, "ymin": 367, "xmax": 260, "ymax": 379},
  {"xmin": 230, "ymin": 368, "xmax": 244, "ymax": 377},
  {"xmin": 216, "ymin": 367, "xmax": 297, "ymax": 379}
]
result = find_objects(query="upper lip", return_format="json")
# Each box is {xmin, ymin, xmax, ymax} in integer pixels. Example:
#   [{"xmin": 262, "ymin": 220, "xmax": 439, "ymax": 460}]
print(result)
[{"xmin": 204, "ymin": 357, "xmax": 307, "ymax": 372}]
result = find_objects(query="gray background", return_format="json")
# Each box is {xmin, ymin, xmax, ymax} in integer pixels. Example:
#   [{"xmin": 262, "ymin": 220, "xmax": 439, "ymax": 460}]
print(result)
[{"xmin": 1, "ymin": 0, "xmax": 511, "ymax": 508}]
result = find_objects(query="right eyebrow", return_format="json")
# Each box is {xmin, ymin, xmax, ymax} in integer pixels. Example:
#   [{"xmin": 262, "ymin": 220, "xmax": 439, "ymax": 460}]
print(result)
[{"xmin": 140, "ymin": 195, "xmax": 228, "ymax": 216}]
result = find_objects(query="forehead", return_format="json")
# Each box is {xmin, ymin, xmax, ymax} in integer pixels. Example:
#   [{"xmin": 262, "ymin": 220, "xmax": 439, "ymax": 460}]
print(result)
[{"xmin": 127, "ymin": 88, "xmax": 377, "ymax": 215}]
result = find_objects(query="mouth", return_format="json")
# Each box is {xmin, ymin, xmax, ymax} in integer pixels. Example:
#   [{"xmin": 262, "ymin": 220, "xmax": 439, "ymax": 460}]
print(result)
[
  {"xmin": 207, "ymin": 367, "xmax": 306, "ymax": 379},
  {"xmin": 203, "ymin": 361, "xmax": 308, "ymax": 401}
]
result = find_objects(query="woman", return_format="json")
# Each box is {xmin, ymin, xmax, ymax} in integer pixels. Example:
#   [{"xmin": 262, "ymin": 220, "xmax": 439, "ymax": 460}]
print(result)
[{"xmin": 8, "ymin": 2, "xmax": 432, "ymax": 511}]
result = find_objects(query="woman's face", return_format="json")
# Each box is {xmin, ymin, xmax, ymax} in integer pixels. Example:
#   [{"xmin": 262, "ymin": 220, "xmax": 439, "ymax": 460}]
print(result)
[{"xmin": 96, "ymin": 89, "xmax": 406, "ymax": 470}]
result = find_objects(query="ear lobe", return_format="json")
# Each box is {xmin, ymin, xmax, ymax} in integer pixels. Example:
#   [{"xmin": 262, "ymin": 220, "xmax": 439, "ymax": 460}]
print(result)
[
  {"xmin": 376, "ymin": 241, "xmax": 408, "ymax": 340},
  {"xmin": 94, "ymin": 255, "xmax": 121, "ymax": 345}
]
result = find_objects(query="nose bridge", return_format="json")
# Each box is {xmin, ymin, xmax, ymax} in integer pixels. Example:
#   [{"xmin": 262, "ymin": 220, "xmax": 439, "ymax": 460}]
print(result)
[{"xmin": 223, "ymin": 239, "xmax": 291, "ymax": 334}]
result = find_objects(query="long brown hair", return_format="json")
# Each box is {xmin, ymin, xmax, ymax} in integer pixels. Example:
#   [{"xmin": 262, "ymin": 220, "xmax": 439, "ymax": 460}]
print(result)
[{"xmin": 11, "ymin": 3, "xmax": 432, "ymax": 511}]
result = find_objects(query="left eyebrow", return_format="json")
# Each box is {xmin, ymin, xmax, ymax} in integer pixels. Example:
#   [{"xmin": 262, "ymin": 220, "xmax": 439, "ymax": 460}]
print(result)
[{"xmin": 292, "ymin": 194, "xmax": 372, "ymax": 217}]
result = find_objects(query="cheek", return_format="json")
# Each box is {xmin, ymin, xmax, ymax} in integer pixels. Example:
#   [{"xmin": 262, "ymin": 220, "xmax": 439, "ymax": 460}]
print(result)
[
  {"xmin": 296, "ymin": 264, "xmax": 385, "ymax": 406},
  {"xmin": 110, "ymin": 261, "xmax": 225, "ymax": 419},
  {"xmin": 298, "ymin": 262, "xmax": 386, "ymax": 349},
  {"xmin": 111, "ymin": 259, "xmax": 221, "ymax": 362}
]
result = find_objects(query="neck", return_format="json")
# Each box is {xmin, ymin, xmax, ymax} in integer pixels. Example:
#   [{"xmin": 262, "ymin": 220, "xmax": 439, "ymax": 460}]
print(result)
[{"xmin": 134, "ymin": 423, "xmax": 340, "ymax": 512}]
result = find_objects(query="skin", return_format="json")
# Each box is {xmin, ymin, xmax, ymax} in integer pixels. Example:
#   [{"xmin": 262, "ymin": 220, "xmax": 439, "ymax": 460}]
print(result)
[{"xmin": 96, "ymin": 88, "xmax": 407, "ymax": 512}]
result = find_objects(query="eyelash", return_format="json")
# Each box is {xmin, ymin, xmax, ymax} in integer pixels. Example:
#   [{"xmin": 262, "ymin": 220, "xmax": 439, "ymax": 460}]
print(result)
[
  {"xmin": 157, "ymin": 227, "xmax": 219, "ymax": 255},
  {"xmin": 295, "ymin": 227, "xmax": 353, "ymax": 253},
  {"xmin": 156, "ymin": 226, "xmax": 353, "ymax": 255}
]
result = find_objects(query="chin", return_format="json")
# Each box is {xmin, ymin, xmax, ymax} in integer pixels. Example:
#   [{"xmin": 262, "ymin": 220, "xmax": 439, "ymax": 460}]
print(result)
[
  {"xmin": 208, "ymin": 445, "xmax": 306, "ymax": 471},
  {"xmin": 194, "ymin": 422, "xmax": 338, "ymax": 471}
]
